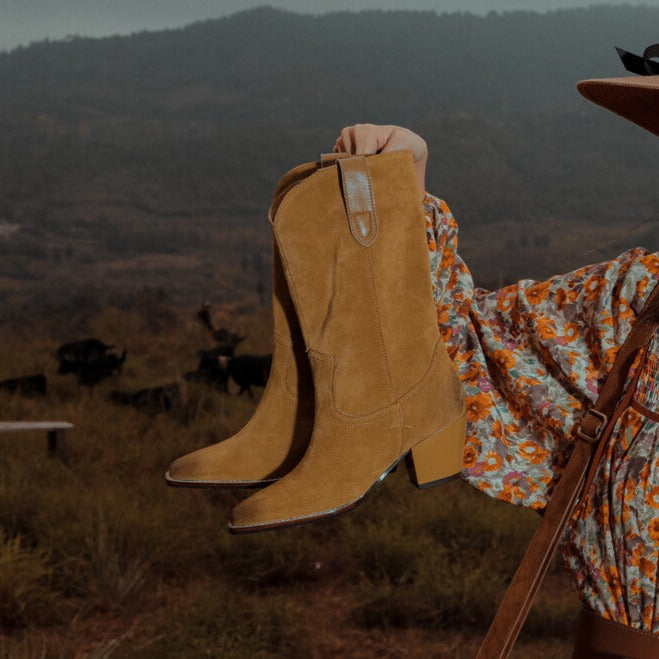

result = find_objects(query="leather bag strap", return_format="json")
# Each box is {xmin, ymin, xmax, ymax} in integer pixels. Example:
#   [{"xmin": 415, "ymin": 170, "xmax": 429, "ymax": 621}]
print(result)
[{"xmin": 476, "ymin": 282, "xmax": 659, "ymax": 659}]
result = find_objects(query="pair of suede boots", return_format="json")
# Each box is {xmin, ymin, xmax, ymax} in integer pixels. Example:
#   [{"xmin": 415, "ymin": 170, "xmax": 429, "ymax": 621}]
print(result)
[{"xmin": 165, "ymin": 150, "xmax": 466, "ymax": 534}]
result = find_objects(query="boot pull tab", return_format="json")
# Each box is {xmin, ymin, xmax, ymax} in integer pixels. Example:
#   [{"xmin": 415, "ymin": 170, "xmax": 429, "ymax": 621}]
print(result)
[{"xmin": 337, "ymin": 156, "xmax": 378, "ymax": 247}]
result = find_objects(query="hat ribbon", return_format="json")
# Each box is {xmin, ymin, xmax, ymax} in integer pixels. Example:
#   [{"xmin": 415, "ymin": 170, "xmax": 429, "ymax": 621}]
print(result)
[{"xmin": 615, "ymin": 43, "xmax": 659, "ymax": 75}]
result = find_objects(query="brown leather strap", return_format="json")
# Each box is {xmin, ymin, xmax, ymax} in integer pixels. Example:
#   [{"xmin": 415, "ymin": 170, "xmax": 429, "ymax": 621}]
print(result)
[
  {"xmin": 572, "ymin": 607, "xmax": 659, "ymax": 658},
  {"xmin": 476, "ymin": 283, "xmax": 659, "ymax": 659},
  {"xmin": 336, "ymin": 156, "xmax": 379, "ymax": 247}
]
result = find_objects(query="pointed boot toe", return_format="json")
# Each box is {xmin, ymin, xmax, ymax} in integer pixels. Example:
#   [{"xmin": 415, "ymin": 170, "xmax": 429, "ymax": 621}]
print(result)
[
  {"xmin": 166, "ymin": 448, "xmax": 214, "ymax": 486},
  {"xmin": 164, "ymin": 335, "xmax": 313, "ymax": 488},
  {"xmin": 165, "ymin": 435, "xmax": 282, "ymax": 488},
  {"xmin": 228, "ymin": 480, "xmax": 307, "ymax": 533},
  {"xmin": 227, "ymin": 455, "xmax": 376, "ymax": 533}
]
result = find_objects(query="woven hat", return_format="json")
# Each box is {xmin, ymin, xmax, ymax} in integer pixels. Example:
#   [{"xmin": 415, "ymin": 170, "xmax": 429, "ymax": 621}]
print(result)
[{"xmin": 577, "ymin": 44, "xmax": 659, "ymax": 136}]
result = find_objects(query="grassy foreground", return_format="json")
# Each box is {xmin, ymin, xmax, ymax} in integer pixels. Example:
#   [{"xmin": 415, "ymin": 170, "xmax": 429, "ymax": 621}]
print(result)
[{"xmin": 0, "ymin": 303, "xmax": 580, "ymax": 658}]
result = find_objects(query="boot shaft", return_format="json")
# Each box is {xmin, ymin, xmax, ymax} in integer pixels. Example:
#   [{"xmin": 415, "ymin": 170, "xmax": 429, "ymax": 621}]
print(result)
[{"xmin": 271, "ymin": 150, "xmax": 444, "ymax": 416}]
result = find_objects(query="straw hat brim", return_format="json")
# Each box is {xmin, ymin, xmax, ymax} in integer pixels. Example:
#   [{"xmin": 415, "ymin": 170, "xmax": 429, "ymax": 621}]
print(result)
[{"xmin": 577, "ymin": 76, "xmax": 659, "ymax": 136}]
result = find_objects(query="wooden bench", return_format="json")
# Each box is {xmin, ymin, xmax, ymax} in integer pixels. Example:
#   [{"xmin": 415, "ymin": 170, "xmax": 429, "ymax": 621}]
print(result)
[{"xmin": 0, "ymin": 421, "xmax": 73, "ymax": 458}]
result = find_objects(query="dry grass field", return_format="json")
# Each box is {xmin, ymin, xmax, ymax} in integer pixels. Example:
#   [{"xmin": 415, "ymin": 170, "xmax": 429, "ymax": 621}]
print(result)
[{"xmin": 0, "ymin": 303, "xmax": 581, "ymax": 658}]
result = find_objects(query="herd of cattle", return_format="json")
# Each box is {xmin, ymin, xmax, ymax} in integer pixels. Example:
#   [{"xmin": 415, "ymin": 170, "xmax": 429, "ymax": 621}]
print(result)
[{"xmin": 0, "ymin": 306, "xmax": 273, "ymax": 415}]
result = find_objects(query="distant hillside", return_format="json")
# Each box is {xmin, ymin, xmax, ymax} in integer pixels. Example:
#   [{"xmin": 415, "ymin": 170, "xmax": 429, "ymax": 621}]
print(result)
[
  {"xmin": 0, "ymin": 6, "xmax": 657, "ymax": 315},
  {"xmin": 2, "ymin": 6, "xmax": 657, "ymax": 119}
]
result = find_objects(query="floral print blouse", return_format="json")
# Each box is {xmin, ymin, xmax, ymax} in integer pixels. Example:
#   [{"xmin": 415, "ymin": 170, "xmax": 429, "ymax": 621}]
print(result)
[{"xmin": 423, "ymin": 193, "xmax": 659, "ymax": 632}]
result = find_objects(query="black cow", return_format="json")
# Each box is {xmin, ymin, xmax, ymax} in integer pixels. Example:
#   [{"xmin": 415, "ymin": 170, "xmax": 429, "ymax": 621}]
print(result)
[
  {"xmin": 218, "ymin": 354, "xmax": 272, "ymax": 397},
  {"xmin": 56, "ymin": 338, "xmax": 114, "ymax": 363},
  {"xmin": 59, "ymin": 350, "xmax": 127, "ymax": 385},
  {"xmin": 110, "ymin": 382, "xmax": 182, "ymax": 414},
  {"xmin": 0, "ymin": 374, "xmax": 47, "ymax": 396}
]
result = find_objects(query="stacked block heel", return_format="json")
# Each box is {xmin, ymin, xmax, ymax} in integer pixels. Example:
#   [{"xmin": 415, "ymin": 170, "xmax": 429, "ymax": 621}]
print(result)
[{"xmin": 406, "ymin": 412, "xmax": 467, "ymax": 489}]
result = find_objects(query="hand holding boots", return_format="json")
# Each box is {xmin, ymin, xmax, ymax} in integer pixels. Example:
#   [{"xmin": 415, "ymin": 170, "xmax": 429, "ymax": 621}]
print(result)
[{"xmin": 334, "ymin": 124, "xmax": 428, "ymax": 203}]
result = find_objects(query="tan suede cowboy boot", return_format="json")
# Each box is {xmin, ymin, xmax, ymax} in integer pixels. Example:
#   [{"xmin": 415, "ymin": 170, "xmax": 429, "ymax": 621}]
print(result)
[
  {"xmin": 228, "ymin": 150, "xmax": 466, "ymax": 532},
  {"xmin": 165, "ymin": 250, "xmax": 313, "ymax": 487},
  {"xmin": 164, "ymin": 165, "xmax": 319, "ymax": 487},
  {"xmin": 164, "ymin": 160, "xmax": 338, "ymax": 488}
]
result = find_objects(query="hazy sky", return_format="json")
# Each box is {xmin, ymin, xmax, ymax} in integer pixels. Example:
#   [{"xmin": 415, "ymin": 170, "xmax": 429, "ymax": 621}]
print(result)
[{"xmin": 2, "ymin": 0, "xmax": 659, "ymax": 52}]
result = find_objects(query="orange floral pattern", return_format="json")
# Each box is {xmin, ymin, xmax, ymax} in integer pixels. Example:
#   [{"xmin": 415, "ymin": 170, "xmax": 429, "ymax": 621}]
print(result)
[{"xmin": 423, "ymin": 193, "xmax": 659, "ymax": 632}]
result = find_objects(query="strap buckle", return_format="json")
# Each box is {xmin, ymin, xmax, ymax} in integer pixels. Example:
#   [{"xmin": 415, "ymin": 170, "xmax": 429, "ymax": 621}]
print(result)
[{"xmin": 576, "ymin": 408, "xmax": 609, "ymax": 444}]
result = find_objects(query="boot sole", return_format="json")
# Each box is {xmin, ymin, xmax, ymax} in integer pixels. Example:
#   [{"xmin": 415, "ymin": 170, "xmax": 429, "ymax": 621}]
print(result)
[{"xmin": 164, "ymin": 471, "xmax": 276, "ymax": 489}]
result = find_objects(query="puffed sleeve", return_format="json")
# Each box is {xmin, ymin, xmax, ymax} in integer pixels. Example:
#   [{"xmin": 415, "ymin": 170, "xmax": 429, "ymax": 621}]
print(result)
[
  {"xmin": 422, "ymin": 192, "xmax": 659, "ymax": 512},
  {"xmin": 422, "ymin": 193, "xmax": 475, "ymax": 361}
]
